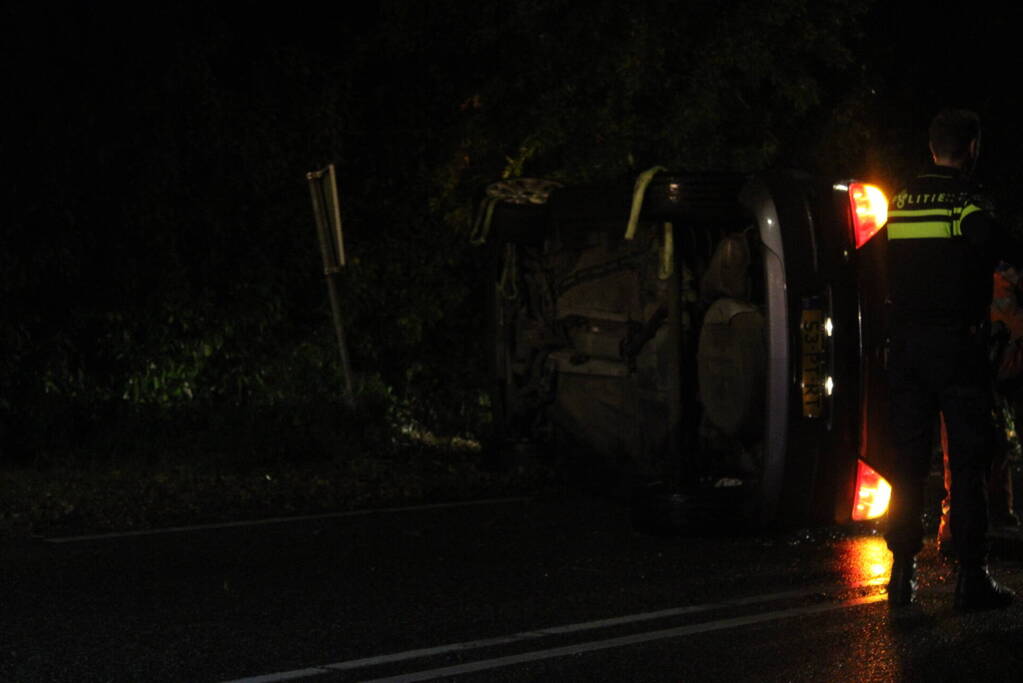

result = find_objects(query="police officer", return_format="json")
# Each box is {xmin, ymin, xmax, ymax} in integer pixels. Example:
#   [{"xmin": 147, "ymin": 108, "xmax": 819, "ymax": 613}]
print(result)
[{"xmin": 885, "ymin": 108, "xmax": 1022, "ymax": 609}]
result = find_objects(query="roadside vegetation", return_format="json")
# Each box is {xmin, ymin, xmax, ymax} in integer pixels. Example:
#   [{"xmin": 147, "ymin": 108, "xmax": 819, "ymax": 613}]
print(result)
[{"xmin": 0, "ymin": 390, "xmax": 560, "ymax": 538}]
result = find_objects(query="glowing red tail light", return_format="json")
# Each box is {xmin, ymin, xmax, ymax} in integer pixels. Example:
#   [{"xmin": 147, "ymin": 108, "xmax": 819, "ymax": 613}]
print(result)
[
  {"xmin": 849, "ymin": 183, "xmax": 888, "ymax": 249},
  {"xmin": 851, "ymin": 459, "xmax": 892, "ymax": 521}
]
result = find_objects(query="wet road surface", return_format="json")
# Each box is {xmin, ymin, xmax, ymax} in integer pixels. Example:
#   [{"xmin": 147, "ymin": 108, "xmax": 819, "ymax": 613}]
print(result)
[{"xmin": 4, "ymin": 493, "xmax": 1023, "ymax": 681}]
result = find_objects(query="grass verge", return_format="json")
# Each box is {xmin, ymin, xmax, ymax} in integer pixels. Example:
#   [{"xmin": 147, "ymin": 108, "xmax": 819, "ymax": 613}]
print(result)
[{"xmin": 0, "ymin": 403, "xmax": 554, "ymax": 540}]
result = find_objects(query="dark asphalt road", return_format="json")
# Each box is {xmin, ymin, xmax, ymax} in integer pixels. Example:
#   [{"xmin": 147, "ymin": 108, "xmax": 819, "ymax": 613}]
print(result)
[{"xmin": 4, "ymin": 493, "xmax": 1023, "ymax": 682}]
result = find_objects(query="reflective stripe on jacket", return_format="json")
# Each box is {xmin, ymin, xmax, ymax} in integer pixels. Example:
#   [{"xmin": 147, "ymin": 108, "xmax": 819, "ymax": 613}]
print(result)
[{"xmin": 885, "ymin": 166, "xmax": 998, "ymax": 327}]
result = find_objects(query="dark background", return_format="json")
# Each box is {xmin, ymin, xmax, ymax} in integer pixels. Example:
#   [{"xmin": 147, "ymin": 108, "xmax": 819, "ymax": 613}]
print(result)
[{"xmin": 3, "ymin": 0, "xmax": 1022, "ymax": 465}]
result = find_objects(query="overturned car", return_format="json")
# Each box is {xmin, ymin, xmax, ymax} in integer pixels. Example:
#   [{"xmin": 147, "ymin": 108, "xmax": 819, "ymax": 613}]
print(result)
[{"xmin": 472, "ymin": 169, "xmax": 894, "ymax": 528}]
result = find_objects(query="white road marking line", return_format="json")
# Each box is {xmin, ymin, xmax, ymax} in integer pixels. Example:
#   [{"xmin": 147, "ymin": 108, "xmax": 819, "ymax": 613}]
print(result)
[
  {"xmin": 363, "ymin": 595, "xmax": 887, "ymax": 683},
  {"xmin": 43, "ymin": 497, "xmax": 531, "ymax": 543},
  {"xmin": 220, "ymin": 581, "xmax": 884, "ymax": 683},
  {"xmin": 227, "ymin": 668, "xmax": 330, "ymax": 683}
]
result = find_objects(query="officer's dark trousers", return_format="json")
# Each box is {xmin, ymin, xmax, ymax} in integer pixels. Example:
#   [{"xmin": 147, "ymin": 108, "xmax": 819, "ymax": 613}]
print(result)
[{"xmin": 886, "ymin": 324, "xmax": 994, "ymax": 566}]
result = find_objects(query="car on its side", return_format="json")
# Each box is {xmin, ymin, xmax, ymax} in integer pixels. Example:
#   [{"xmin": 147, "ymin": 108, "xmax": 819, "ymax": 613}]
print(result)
[{"xmin": 472, "ymin": 169, "xmax": 894, "ymax": 529}]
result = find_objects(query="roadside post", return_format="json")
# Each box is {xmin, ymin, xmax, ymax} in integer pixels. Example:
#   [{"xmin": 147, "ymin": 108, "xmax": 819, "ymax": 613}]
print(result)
[{"xmin": 306, "ymin": 163, "xmax": 355, "ymax": 409}]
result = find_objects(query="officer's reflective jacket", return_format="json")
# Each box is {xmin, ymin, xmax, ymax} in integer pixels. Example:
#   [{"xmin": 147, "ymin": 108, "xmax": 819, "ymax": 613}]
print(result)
[{"xmin": 886, "ymin": 164, "xmax": 1022, "ymax": 327}]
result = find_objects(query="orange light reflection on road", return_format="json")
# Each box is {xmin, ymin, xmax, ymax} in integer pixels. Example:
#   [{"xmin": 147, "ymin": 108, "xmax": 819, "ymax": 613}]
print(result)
[
  {"xmin": 840, "ymin": 535, "xmax": 890, "ymax": 586},
  {"xmin": 832, "ymin": 535, "xmax": 899, "ymax": 681}
]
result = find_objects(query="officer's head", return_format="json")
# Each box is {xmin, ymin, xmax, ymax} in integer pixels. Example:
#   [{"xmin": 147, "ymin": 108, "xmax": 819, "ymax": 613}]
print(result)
[{"xmin": 929, "ymin": 108, "xmax": 981, "ymax": 173}]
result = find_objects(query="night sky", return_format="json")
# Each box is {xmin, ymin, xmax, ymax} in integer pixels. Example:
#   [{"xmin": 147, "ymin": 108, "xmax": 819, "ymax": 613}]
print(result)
[{"xmin": 8, "ymin": 2, "xmax": 1023, "ymax": 225}]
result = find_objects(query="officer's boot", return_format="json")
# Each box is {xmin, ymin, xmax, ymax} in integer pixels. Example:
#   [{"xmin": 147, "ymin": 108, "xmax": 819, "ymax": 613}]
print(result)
[
  {"xmin": 954, "ymin": 564, "xmax": 1015, "ymax": 611},
  {"xmin": 887, "ymin": 554, "xmax": 917, "ymax": 606}
]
